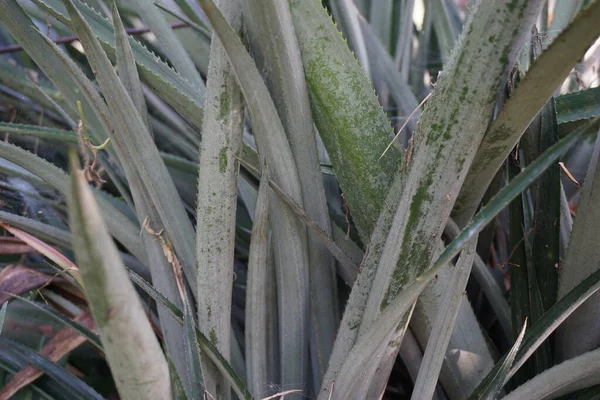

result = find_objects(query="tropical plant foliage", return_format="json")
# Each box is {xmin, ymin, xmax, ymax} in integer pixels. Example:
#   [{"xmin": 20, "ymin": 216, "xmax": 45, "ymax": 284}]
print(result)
[{"xmin": 0, "ymin": 0, "xmax": 598, "ymax": 399}]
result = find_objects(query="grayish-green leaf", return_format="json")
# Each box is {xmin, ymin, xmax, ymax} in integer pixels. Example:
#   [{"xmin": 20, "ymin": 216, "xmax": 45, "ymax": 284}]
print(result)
[
  {"xmin": 268, "ymin": 182, "xmax": 359, "ymax": 286},
  {"xmin": 0, "ymin": 0, "xmax": 115, "ymax": 158},
  {"xmin": 0, "ymin": 122, "xmax": 77, "ymax": 143},
  {"xmin": 10, "ymin": 295, "xmax": 102, "ymax": 351},
  {"xmin": 68, "ymin": 153, "xmax": 172, "ymax": 400},
  {"xmin": 430, "ymin": 0, "xmax": 460, "ymax": 64},
  {"xmin": 0, "ymin": 210, "xmax": 71, "ymax": 249},
  {"xmin": 327, "ymin": 0, "xmax": 371, "ymax": 77},
  {"xmin": 522, "ymin": 35, "xmax": 562, "ymax": 314},
  {"xmin": 409, "ymin": 240, "xmax": 493, "ymax": 400},
  {"xmin": 33, "ymin": 2, "xmax": 196, "ymax": 389},
  {"xmin": 437, "ymin": 118, "xmax": 598, "ymax": 276},
  {"xmin": 331, "ymin": 275, "xmax": 429, "ymax": 399},
  {"xmin": 245, "ymin": 166, "xmax": 270, "ymax": 399},
  {"xmin": 369, "ymin": 0, "xmax": 393, "ymax": 53},
  {"xmin": 393, "ymin": 0, "xmax": 415, "ymax": 80},
  {"xmin": 559, "ymin": 181, "xmax": 573, "ymax": 259},
  {"xmin": 445, "ymin": 219, "xmax": 512, "ymax": 341},
  {"xmin": 508, "ymin": 154, "xmax": 534, "ymax": 388},
  {"xmin": 0, "ymin": 59, "xmax": 64, "ymax": 114},
  {"xmin": 111, "ymin": 0, "xmax": 150, "ymax": 131},
  {"xmin": 195, "ymin": 1, "xmax": 243, "ymax": 398},
  {"xmin": 410, "ymin": 239, "xmax": 481, "ymax": 400},
  {"xmin": 359, "ymin": 14, "xmax": 420, "ymax": 134},
  {"xmin": 399, "ymin": 328, "xmax": 449, "ymax": 400}
]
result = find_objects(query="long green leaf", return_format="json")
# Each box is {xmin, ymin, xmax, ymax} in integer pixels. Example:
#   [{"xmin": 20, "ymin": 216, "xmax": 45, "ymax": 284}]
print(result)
[
  {"xmin": 408, "ymin": 240, "xmax": 494, "ymax": 399},
  {"xmin": 508, "ymin": 155, "xmax": 535, "ymax": 385},
  {"xmin": 0, "ymin": 59, "xmax": 64, "ymax": 114},
  {"xmin": 196, "ymin": 0, "xmax": 309, "ymax": 393},
  {"xmin": 368, "ymin": 0, "xmax": 393, "ymax": 53},
  {"xmin": 430, "ymin": 0, "xmax": 461, "ymax": 64},
  {"xmin": 156, "ymin": 3, "xmax": 212, "ymax": 77},
  {"xmin": 237, "ymin": 154, "xmax": 360, "ymax": 284},
  {"xmin": 359, "ymin": 15, "xmax": 420, "ymax": 131},
  {"xmin": 68, "ymin": 151, "xmax": 172, "ymax": 399},
  {"xmin": 560, "ymin": 384, "xmax": 600, "ymax": 400},
  {"xmin": 331, "ymin": 275, "xmax": 427, "ymax": 399},
  {"xmin": 454, "ymin": 0, "xmax": 600, "ymax": 226},
  {"xmin": 503, "ymin": 348, "xmax": 600, "ymax": 400},
  {"xmin": 393, "ymin": 0, "xmax": 415, "ymax": 79},
  {"xmin": 348, "ymin": 199, "xmax": 600, "ymax": 400},
  {"xmin": 0, "ymin": 0, "xmax": 132, "ymax": 199},
  {"xmin": 524, "ymin": 30, "xmax": 561, "ymax": 315},
  {"xmin": 0, "ymin": 122, "xmax": 199, "ymax": 187},
  {"xmin": 0, "ymin": 122, "xmax": 78, "ymax": 143},
  {"xmin": 0, "ymin": 0, "xmax": 116, "ymax": 160},
  {"xmin": 0, "ymin": 210, "xmax": 71, "ymax": 249}
]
